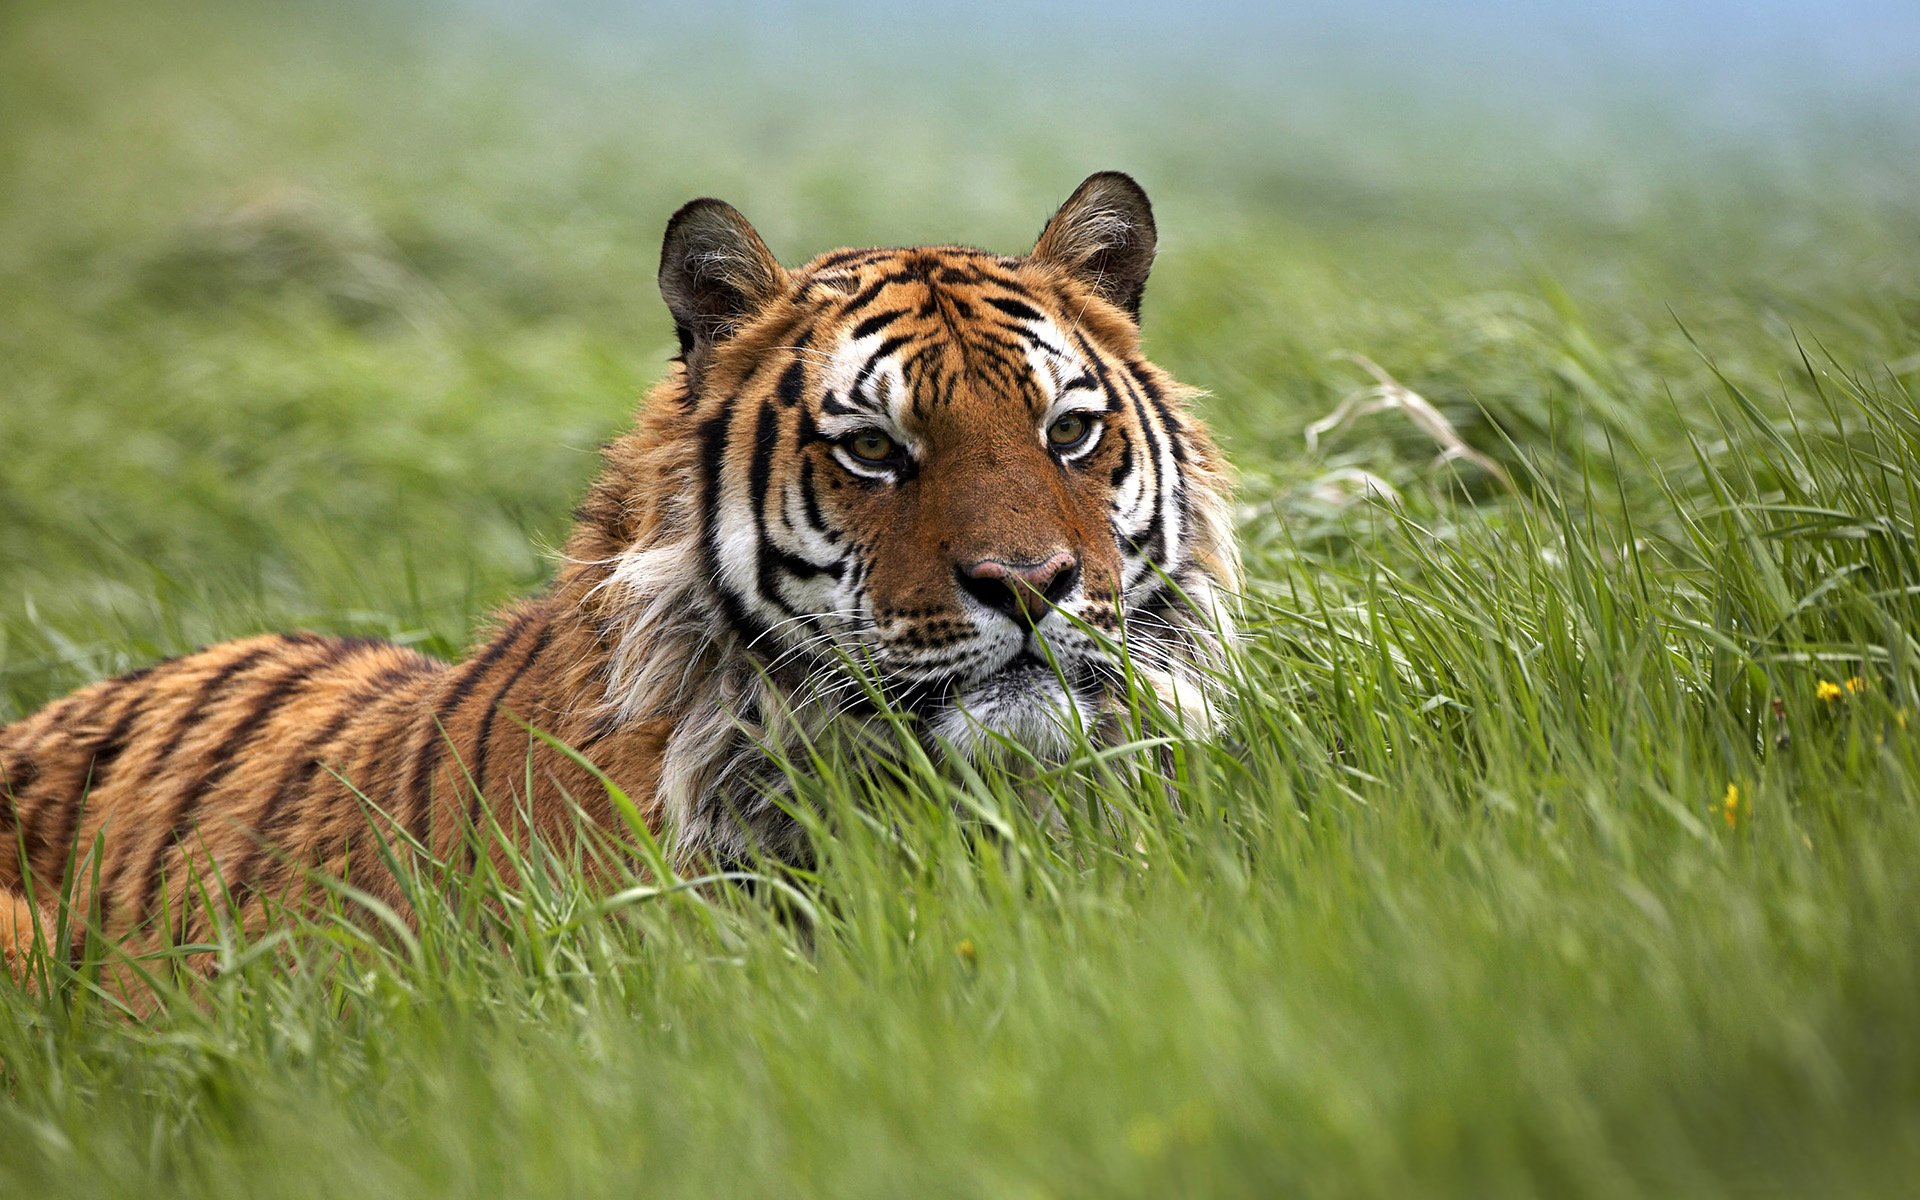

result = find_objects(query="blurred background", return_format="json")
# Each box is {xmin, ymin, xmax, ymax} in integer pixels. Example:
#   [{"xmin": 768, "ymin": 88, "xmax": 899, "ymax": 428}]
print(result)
[{"xmin": 2, "ymin": 0, "xmax": 1917, "ymax": 712}]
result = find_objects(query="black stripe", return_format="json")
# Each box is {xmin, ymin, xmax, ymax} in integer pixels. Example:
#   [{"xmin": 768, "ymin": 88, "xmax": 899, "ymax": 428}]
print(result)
[
  {"xmin": 14, "ymin": 644, "xmax": 210, "ymax": 890},
  {"xmin": 1112, "ymin": 366, "xmax": 1184, "ymax": 563},
  {"xmin": 106, "ymin": 646, "xmax": 275, "ymax": 929},
  {"xmin": 401, "ymin": 613, "xmax": 534, "ymax": 851},
  {"xmin": 985, "ymin": 295, "xmax": 1043, "ymax": 322},
  {"xmin": 165, "ymin": 665, "xmax": 323, "ymax": 942},
  {"xmin": 797, "ymin": 456, "xmax": 839, "ymax": 544},
  {"xmin": 1, "ymin": 756, "xmax": 39, "ymax": 845},
  {"xmin": 1075, "ymin": 330, "xmax": 1167, "ymax": 567},
  {"xmin": 813, "ymin": 248, "xmax": 881, "ymax": 270},
  {"xmin": 749, "ymin": 404, "xmax": 806, "ymax": 616},
  {"xmin": 970, "ymin": 327, "xmax": 1042, "ymax": 361},
  {"xmin": 1109, "ymin": 437, "xmax": 1136, "ymax": 489},
  {"xmin": 794, "ymin": 404, "xmax": 825, "ymax": 448},
  {"xmin": 850, "ymin": 309, "xmax": 910, "ymax": 341},
  {"xmin": 1131, "ymin": 368, "xmax": 1193, "ymax": 565},
  {"xmin": 152, "ymin": 656, "xmax": 324, "ymax": 937},
  {"xmin": 838, "ymin": 276, "xmax": 891, "ymax": 315},
  {"xmin": 931, "ymin": 292, "xmax": 974, "ymax": 320},
  {"xmin": 465, "ymin": 622, "xmax": 540, "ymax": 804},
  {"xmin": 770, "ymin": 546, "xmax": 845, "ymax": 584},
  {"xmin": 463, "ymin": 621, "xmax": 553, "ymax": 870},
  {"xmin": 776, "ymin": 359, "xmax": 806, "ymax": 408},
  {"xmin": 851, "ymin": 334, "xmax": 913, "ymax": 400},
  {"xmin": 27, "ymin": 694, "xmax": 148, "ymax": 889},
  {"xmin": 222, "ymin": 661, "xmax": 421, "ymax": 912},
  {"xmin": 179, "ymin": 668, "xmax": 310, "ymax": 801},
  {"xmin": 1129, "ymin": 364, "xmax": 1190, "ymax": 464},
  {"xmin": 95, "ymin": 648, "xmax": 270, "ymax": 921},
  {"xmin": 41, "ymin": 676, "xmax": 172, "ymax": 963},
  {"xmin": 1013, "ymin": 326, "xmax": 1074, "ymax": 361},
  {"xmin": 1, "ymin": 756, "xmax": 37, "ymax": 798},
  {"xmin": 773, "ymin": 444, "xmax": 845, "ymax": 575},
  {"xmin": 698, "ymin": 402, "xmax": 777, "ymax": 649}
]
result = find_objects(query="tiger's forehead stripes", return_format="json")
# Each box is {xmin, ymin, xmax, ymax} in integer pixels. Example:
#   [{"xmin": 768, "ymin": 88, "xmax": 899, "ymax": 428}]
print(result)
[{"xmin": 793, "ymin": 253, "xmax": 1113, "ymax": 425}]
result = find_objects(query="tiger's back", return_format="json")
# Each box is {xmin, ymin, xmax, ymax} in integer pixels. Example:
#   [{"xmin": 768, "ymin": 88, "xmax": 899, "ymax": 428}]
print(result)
[{"xmin": 1, "ymin": 634, "xmax": 448, "ymax": 965}]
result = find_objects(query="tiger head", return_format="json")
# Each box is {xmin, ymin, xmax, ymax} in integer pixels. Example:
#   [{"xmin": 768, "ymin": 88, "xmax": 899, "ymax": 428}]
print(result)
[{"xmin": 582, "ymin": 173, "xmax": 1236, "ymax": 815}]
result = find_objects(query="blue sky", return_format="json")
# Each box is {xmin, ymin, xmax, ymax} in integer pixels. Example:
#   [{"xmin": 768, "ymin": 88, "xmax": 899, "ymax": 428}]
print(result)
[{"xmin": 463, "ymin": 0, "xmax": 1920, "ymax": 119}]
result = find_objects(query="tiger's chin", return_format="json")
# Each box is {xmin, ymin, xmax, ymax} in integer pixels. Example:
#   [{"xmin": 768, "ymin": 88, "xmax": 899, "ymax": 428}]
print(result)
[{"xmin": 925, "ymin": 659, "xmax": 1101, "ymax": 763}]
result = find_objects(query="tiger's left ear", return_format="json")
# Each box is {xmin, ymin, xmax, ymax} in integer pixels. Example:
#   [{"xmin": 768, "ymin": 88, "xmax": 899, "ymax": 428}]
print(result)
[{"xmin": 1030, "ymin": 171, "xmax": 1158, "ymax": 319}]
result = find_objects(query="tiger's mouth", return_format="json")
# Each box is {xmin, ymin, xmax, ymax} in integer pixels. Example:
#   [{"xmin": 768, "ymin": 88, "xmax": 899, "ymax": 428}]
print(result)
[
  {"xmin": 908, "ymin": 650, "xmax": 1108, "ymax": 760},
  {"xmin": 878, "ymin": 647, "xmax": 1101, "ymax": 706},
  {"xmin": 812, "ymin": 624, "xmax": 1122, "ymax": 759}
]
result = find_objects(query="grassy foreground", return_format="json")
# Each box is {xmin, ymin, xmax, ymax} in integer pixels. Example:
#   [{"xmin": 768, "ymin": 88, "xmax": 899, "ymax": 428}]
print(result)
[{"xmin": 4, "ymin": 2, "xmax": 1920, "ymax": 1195}]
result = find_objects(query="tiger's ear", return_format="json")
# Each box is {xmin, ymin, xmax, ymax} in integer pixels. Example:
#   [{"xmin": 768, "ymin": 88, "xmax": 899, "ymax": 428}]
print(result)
[
  {"xmin": 659, "ymin": 198, "xmax": 789, "ymax": 360},
  {"xmin": 1030, "ymin": 171, "xmax": 1158, "ymax": 319}
]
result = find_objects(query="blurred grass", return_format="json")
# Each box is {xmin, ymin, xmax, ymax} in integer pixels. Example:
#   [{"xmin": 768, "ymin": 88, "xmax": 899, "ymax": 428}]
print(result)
[{"xmin": 4, "ymin": 0, "xmax": 1920, "ymax": 1195}]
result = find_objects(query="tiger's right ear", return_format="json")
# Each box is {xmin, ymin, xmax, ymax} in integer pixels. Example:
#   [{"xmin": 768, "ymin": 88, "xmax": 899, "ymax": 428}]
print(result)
[{"xmin": 658, "ymin": 198, "xmax": 789, "ymax": 362}]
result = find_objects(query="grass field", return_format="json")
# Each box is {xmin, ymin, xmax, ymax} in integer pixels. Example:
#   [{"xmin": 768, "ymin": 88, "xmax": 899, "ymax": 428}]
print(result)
[{"xmin": 4, "ymin": 1, "xmax": 1920, "ymax": 1195}]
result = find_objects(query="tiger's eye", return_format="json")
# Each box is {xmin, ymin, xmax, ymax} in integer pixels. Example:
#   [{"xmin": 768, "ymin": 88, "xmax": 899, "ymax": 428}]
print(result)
[
  {"xmin": 1047, "ymin": 413, "xmax": 1093, "ymax": 449},
  {"xmin": 846, "ymin": 429, "xmax": 898, "ymax": 462}
]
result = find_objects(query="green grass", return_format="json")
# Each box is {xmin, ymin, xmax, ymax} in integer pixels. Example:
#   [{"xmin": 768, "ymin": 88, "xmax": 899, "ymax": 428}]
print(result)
[{"xmin": 5, "ymin": 1, "xmax": 1920, "ymax": 1195}]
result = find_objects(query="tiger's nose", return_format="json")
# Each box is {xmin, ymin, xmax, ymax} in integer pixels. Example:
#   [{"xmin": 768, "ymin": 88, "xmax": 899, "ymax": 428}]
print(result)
[{"xmin": 956, "ymin": 551, "xmax": 1080, "ymax": 628}]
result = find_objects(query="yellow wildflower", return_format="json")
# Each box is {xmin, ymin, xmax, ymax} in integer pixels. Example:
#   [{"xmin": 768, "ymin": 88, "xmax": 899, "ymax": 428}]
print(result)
[
  {"xmin": 956, "ymin": 939, "xmax": 977, "ymax": 963},
  {"xmin": 1815, "ymin": 679, "xmax": 1844, "ymax": 702},
  {"xmin": 1722, "ymin": 782, "xmax": 1743, "ymax": 828},
  {"xmin": 1845, "ymin": 676, "xmax": 1867, "ymax": 694}
]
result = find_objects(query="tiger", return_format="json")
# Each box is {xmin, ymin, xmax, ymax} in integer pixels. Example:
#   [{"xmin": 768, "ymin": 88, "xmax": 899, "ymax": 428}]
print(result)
[{"xmin": 0, "ymin": 171, "xmax": 1238, "ymax": 977}]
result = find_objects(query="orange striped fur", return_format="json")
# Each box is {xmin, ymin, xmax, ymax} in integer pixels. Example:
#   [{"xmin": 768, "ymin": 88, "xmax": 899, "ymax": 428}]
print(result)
[{"xmin": 1, "ymin": 173, "xmax": 1238, "ymax": 981}]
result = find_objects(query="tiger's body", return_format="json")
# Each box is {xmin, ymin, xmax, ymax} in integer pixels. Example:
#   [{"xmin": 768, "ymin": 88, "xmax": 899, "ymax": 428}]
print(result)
[{"xmin": 1, "ymin": 173, "xmax": 1237, "ymax": 976}]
